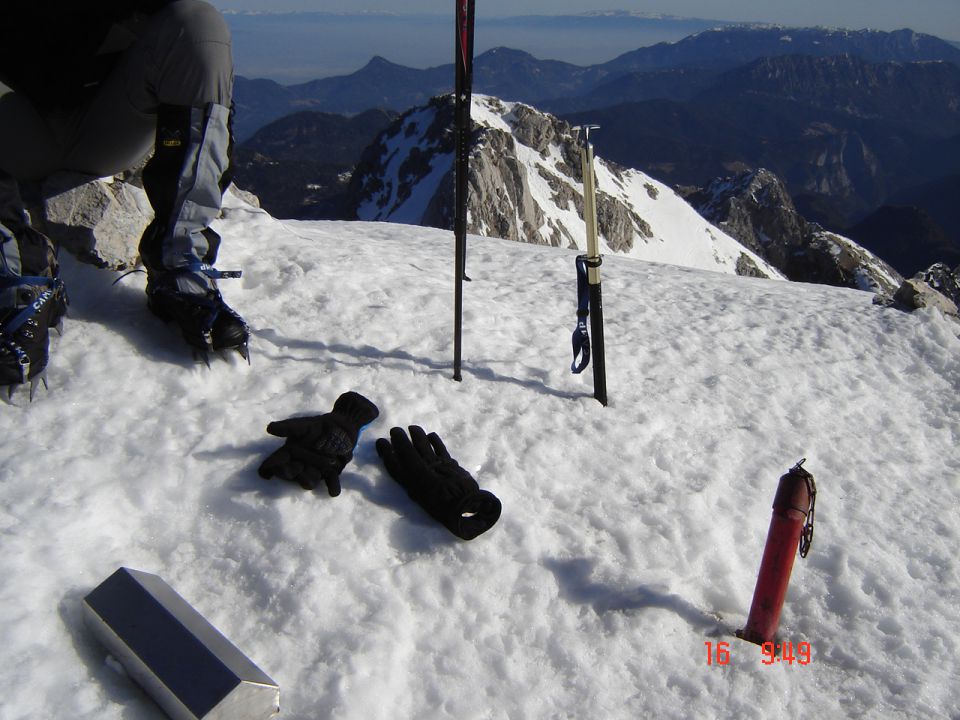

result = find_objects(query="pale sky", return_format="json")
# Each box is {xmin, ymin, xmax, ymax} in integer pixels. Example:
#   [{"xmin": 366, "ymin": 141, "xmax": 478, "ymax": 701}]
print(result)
[{"xmin": 216, "ymin": 1, "xmax": 960, "ymax": 41}]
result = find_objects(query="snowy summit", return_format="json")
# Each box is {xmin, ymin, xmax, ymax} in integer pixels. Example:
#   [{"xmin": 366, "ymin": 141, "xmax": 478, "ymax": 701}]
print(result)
[{"xmin": 2, "ymin": 190, "xmax": 959, "ymax": 719}]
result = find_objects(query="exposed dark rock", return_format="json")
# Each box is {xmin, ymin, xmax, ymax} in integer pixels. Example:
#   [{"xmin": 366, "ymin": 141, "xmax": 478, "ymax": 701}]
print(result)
[
  {"xmin": 685, "ymin": 168, "xmax": 902, "ymax": 293},
  {"xmin": 916, "ymin": 263, "xmax": 960, "ymax": 308}
]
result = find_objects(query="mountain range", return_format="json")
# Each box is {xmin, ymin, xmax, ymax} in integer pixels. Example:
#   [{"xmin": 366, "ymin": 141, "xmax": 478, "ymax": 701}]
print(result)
[
  {"xmin": 233, "ymin": 108, "xmax": 397, "ymax": 219},
  {"xmin": 346, "ymin": 94, "xmax": 919, "ymax": 295},
  {"xmin": 223, "ymin": 10, "xmax": 734, "ymax": 84},
  {"xmin": 348, "ymin": 94, "xmax": 779, "ymax": 279},
  {"xmin": 233, "ymin": 26, "xmax": 960, "ymax": 141},
  {"xmin": 230, "ymin": 25, "xmax": 960, "ymax": 285},
  {"xmin": 562, "ymin": 53, "xmax": 960, "ymax": 226}
]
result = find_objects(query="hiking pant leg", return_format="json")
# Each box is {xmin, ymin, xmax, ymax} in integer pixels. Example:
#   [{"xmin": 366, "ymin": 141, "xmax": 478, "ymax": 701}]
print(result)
[
  {"xmin": 2, "ymin": 2, "xmax": 234, "ymax": 278},
  {"xmin": 0, "ymin": 81, "xmax": 62, "ymax": 181},
  {"xmin": 0, "ymin": 0, "xmax": 232, "ymax": 181},
  {"xmin": 127, "ymin": 1, "xmax": 235, "ymax": 272},
  {"xmin": 63, "ymin": 0, "xmax": 234, "ymax": 177}
]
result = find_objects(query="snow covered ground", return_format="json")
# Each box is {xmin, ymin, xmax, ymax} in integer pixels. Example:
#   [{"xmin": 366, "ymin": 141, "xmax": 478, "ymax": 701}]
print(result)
[{"xmin": 2, "ymin": 195, "xmax": 959, "ymax": 719}]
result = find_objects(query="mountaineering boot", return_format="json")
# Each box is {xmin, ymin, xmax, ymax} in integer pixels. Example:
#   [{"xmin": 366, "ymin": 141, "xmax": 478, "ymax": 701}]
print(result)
[
  {"xmin": 1, "ymin": 221, "xmax": 68, "ymax": 398},
  {"xmin": 139, "ymin": 103, "xmax": 248, "ymax": 360},
  {"xmin": 145, "ymin": 266, "xmax": 248, "ymax": 359}
]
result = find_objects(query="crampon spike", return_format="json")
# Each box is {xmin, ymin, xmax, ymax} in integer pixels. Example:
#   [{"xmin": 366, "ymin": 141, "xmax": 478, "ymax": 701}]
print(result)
[
  {"xmin": 236, "ymin": 342, "xmax": 251, "ymax": 365},
  {"xmin": 192, "ymin": 342, "xmax": 249, "ymax": 367},
  {"xmin": 4, "ymin": 369, "xmax": 47, "ymax": 403},
  {"xmin": 193, "ymin": 348, "xmax": 212, "ymax": 368},
  {"xmin": 219, "ymin": 341, "xmax": 251, "ymax": 365},
  {"xmin": 29, "ymin": 372, "xmax": 48, "ymax": 401}
]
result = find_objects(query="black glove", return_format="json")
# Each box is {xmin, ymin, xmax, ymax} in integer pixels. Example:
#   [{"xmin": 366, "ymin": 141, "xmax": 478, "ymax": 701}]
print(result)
[
  {"xmin": 258, "ymin": 391, "xmax": 379, "ymax": 496},
  {"xmin": 376, "ymin": 425, "xmax": 502, "ymax": 540}
]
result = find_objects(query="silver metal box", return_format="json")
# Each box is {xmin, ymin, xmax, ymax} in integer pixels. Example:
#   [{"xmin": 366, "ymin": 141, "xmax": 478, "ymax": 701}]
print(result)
[{"xmin": 83, "ymin": 567, "xmax": 279, "ymax": 720}]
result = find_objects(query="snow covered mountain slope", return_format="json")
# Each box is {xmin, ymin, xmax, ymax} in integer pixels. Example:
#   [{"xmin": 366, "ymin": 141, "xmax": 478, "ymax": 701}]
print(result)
[
  {"xmin": 2, "ymin": 194, "xmax": 959, "ymax": 719},
  {"xmin": 350, "ymin": 94, "xmax": 782, "ymax": 279}
]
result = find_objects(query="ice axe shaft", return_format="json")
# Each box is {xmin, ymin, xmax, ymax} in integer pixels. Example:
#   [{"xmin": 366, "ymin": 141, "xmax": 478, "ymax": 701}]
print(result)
[{"xmin": 579, "ymin": 125, "xmax": 607, "ymax": 406}]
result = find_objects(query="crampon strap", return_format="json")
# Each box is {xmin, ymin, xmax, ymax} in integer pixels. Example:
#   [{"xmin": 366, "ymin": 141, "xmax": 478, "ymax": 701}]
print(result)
[
  {"xmin": 153, "ymin": 259, "xmax": 245, "ymax": 349},
  {"xmin": 0, "ymin": 275, "xmax": 62, "ymax": 337},
  {"xmin": 188, "ymin": 260, "xmax": 242, "ymax": 280}
]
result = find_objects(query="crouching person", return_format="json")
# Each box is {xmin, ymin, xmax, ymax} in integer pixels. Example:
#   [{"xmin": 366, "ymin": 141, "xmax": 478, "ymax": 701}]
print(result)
[{"xmin": 0, "ymin": 0, "xmax": 248, "ymax": 394}]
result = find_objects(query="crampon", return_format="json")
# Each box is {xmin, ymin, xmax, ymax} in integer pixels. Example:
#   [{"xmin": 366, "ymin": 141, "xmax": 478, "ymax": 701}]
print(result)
[
  {"xmin": 1, "ymin": 276, "xmax": 67, "ymax": 402},
  {"xmin": 145, "ymin": 265, "xmax": 250, "ymax": 366}
]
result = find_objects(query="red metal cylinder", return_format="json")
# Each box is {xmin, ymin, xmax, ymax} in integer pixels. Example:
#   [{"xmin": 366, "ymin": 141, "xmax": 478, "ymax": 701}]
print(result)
[{"xmin": 738, "ymin": 464, "xmax": 812, "ymax": 645}]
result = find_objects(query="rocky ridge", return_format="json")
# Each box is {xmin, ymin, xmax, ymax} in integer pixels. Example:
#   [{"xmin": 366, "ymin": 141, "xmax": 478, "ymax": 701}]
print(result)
[{"xmin": 685, "ymin": 168, "xmax": 904, "ymax": 294}]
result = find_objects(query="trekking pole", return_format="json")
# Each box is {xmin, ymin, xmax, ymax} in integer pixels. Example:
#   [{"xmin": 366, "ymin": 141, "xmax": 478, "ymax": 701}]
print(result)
[
  {"xmin": 452, "ymin": 0, "xmax": 475, "ymax": 382},
  {"xmin": 570, "ymin": 125, "xmax": 608, "ymax": 406}
]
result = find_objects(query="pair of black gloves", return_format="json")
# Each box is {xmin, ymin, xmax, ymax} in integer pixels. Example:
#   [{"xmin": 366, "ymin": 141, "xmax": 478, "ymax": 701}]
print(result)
[{"xmin": 257, "ymin": 391, "xmax": 501, "ymax": 540}]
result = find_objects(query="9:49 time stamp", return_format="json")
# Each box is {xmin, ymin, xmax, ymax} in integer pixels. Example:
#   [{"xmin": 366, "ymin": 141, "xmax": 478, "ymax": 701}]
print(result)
[{"xmin": 705, "ymin": 641, "xmax": 813, "ymax": 666}]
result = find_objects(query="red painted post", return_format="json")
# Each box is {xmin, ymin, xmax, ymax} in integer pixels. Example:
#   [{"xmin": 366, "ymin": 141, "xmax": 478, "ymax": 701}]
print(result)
[{"xmin": 738, "ymin": 460, "xmax": 817, "ymax": 645}]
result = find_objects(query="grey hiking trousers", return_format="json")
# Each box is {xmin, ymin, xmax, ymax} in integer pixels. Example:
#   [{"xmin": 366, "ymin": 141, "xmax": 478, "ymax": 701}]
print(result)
[{"xmin": 0, "ymin": 0, "xmax": 233, "ymax": 182}]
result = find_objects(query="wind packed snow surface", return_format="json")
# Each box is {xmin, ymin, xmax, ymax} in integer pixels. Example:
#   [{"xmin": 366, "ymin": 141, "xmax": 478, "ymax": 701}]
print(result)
[{"xmin": 2, "ymin": 195, "xmax": 959, "ymax": 719}]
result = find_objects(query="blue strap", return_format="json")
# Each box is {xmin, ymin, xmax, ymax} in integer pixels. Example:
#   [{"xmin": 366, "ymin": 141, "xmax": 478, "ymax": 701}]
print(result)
[
  {"xmin": 0, "ymin": 276, "xmax": 61, "ymax": 337},
  {"xmin": 184, "ymin": 259, "xmax": 242, "ymax": 280},
  {"xmin": 151, "ymin": 258, "xmax": 243, "ymax": 347},
  {"xmin": 0, "ymin": 274, "xmax": 59, "ymax": 291},
  {"xmin": 571, "ymin": 255, "xmax": 591, "ymax": 374},
  {"xmin": 0, "ymin": 275, "xmax": 63, "ymax": 383}
]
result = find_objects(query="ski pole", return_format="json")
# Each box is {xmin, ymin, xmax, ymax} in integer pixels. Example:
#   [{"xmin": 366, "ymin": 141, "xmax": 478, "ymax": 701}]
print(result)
[
  {"xmin": 578, "ymin": 125, "xmax": 608, "ymax": 406},
  {"xmin": 453, "ymin": 0, "xmax": 475, "ymax": 382}
]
